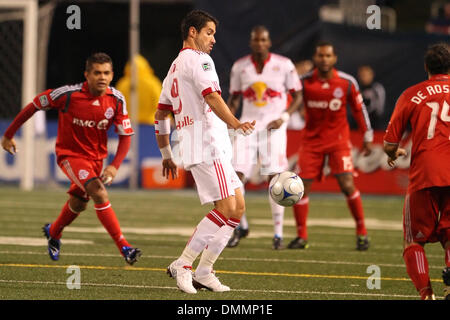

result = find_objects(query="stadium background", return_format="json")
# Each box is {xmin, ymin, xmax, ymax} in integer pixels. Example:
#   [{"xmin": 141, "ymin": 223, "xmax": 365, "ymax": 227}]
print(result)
[{"xmin": 0, "ymin": 0, "xmax": 449, "ymax": 193}]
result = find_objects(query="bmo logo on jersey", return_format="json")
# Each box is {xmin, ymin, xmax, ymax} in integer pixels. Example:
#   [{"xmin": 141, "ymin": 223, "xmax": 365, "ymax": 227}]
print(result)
[
  {"xmin": 73, "ymin": 117, "xmax": 109, "ymax": 130},
  {"xmin": 307, "ymin": 100, "xmax": 342, "ymax": 111}
]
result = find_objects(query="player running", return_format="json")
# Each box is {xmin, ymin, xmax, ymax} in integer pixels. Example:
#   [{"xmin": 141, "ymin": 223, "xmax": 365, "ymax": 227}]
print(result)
[
  {"xmin": 384, "ymin": 43, "xmax": 450, "ymax": 300},
  {"xmin": 154, "ymin": 10, "xmax": 255, "ymax": 294},
  {"xmin": 290, "ymin": 41, "xmax": 373, "ymax": 251},
  {"xmin": 226, "ymin": 25, "xmax": 303, "ymax": 249},
  {"xmin": 1, "ymin": 53, "xmax": 141, "ymax": 265}
]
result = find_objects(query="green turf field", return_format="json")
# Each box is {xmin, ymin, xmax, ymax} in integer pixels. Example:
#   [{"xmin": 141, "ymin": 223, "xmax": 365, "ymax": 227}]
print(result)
[{"xmin": 0, "ymin": 186, "xmax": 446, "ymax": 300}]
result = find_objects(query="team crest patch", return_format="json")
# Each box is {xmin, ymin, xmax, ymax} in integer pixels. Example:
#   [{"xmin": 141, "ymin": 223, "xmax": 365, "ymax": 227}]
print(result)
[
  {"xmin": 39, "ymin": 95, "xmax": 49, "ymax": 107},
  {"xmin": 333, "ymin": 87, "xmax": 344, "ymax": 98},
  {"xmin": 78, "ymin": 169, "xmax": 89, "ymax": 180},
  {"xmin": 105, "ymin": 107, "xmax": 114, "ymax": 119},
  {"xmin": 202, "ymin": 62, "xmax": 211, "ymax": 71}
]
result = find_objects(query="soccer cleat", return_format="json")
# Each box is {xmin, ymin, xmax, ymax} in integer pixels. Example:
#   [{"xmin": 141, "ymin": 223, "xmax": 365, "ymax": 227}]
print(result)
[
  {"xmin": 272, "ymin": 236, "xmax": 283, "ymax": 250},
  {"xmin": 42, "ymin": 223, "xmax": 61, "ymax": 261},
  {"xmin": 287, "ymin": 237, "xmax": 309, "ymax": 249},
  {"xmin": 193, "ymin": 271, "xmax": 230, "ymax": 292},
  {"xmin": 356, "ymin": 235, "xmax": 370, "ymax": 251},
  {"xmin": 167, "ymin": 261, "xmax": 197, "ymax": 294},
  {"xmin": 443, "ymin": 267, "xmax": 450, "ymax": 300},
  {"xmin": 121, "ymin": 246, "xmax": 142, "ymax": 265},
  {"xmin": 424, "ymin": 294, "xmax": 436, "ymax": 300},
  {"xmin": 226, "ymin": 227, "xmax": 249, "ymax": 248}
]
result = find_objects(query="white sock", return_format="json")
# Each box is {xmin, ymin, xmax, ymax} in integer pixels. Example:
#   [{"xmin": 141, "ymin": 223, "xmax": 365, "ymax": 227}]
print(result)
[
  {"xmin": 195, "ymin": 225, "xmax": 234, "ymax": 276},
  {"xmin": 178, "ymin": 211, "xmax": 225, "ymax": 266},
  {"xmin": 240, "ymin": 213, "xmax": 249, "ymax": 230},
  {"xmin": 269, "ymin": 193, "xmax": 285, "ymax": 238}
]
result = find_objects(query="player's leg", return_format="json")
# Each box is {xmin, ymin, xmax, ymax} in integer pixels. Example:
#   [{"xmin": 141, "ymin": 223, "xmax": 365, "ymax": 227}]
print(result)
[
  {"xmin": 193, "ymin": 189, "xmax": 244, "ymax": 291},
  {"xmin": 227, "ymin": 171, "xmax": 250, "ymax": 247},
  {"xmin": 168, "ymin": 159, "xmax": 241, "ymax": 293},
  {"xmin": 437, "ymin": 186, "xmax": 450, "ymax": 299},
  {"xmin": 402, "ymin": 189, "xmax": 440, "ymax": 300},
  {"xmin": 84, "ymin": 177, "xmax": 140, "ymax": 263},
  {"xmin": 331, "ymin": 149, "xmax": 369, "ymax": 250},
  {"xmin": 289, "ymin": 148, "xmax": 322, "ymax": 249}
]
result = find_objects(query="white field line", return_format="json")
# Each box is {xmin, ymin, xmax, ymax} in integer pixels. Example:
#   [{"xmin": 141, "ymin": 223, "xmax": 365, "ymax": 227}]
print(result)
[
  {"xmin": 0, "ymin": 237, "xmax": 93, "ymax": 246},
  {"xmin": 0, "ymin": 279, "xmax": 420, "ymax": 299},
  {"xmin": 0, "ymin": 250, "xmax": 444, "ymax": 270}
]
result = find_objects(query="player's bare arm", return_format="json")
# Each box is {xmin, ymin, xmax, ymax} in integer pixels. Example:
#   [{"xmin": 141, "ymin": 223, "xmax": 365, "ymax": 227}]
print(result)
[
  {"xmin": 205, "ymin": 91, "xmax": 256, "ymax": 134},
  {"xmin": 267, "ymin": 90, "xmax": 303, "ymax": 130},
  {"xmin": 227, "ymin": 94, "xmax": 241, "ymax": 116},
  {"xmin": 155, "ymin": 108, "xmax": 178, "ymax": 179},
  {"xmin": 1, "ymin": 136, "xmax": 17, "ymax": 155},
  {"xmin": 383, "ymin": 142, "xmax": 407, "ymax": 167}
]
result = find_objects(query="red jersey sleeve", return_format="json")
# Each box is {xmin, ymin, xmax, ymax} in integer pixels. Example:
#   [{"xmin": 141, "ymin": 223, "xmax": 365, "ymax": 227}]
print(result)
[
  {"xmin": 32, "ymin": 89, "xmax": 66, "ymax": 111},
  {"xmin": 348, "ymin": 83, "xmax": 373, "ymax": 140},
  {"xmin": 113, "ymin": 98, "xmax": 134, "ymax": 136},
  {"xmin": 384, "ymin": 92, "xmax": 410, "ymax": 145}
]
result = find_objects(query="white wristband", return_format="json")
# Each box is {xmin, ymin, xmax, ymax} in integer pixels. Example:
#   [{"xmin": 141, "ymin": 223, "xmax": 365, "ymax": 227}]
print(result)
[
  {"xmin": 363, "ymin": 129, "xmax": 374, "ymax": 143},
  {"xmin": 155, "ymin": 118, "xmax": 171, "ymax": 135},
  {"xmin": 160, "ymin": 145, "xmax": 173, "ymax": 160},
  {"xmin": 280, "ymin": 112, "xmax": 290, "ymax": 123}
]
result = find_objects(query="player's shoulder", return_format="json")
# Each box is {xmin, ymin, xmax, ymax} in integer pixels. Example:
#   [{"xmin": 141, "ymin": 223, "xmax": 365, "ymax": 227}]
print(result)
[
  {"xmin": 108, "ymin": 86, "xmax": 126, "ymax": 102},
  {"xmin": 270, "ymin": 53, "xmax": 293, "ymax": 64},
  {"xmin": 232, "ymin": 54, "xmax": 252, "ymax": 67},
  {"xmin": 336, "ymin": 70, "xmax": 359, "ymax": 89},
  {"xmin": 181, "ymin": 48, "xmax": 212, "ymax": 61},
  {"xmin": 49, "ymin": 82, "xmax": 83, "ymax": 100}
]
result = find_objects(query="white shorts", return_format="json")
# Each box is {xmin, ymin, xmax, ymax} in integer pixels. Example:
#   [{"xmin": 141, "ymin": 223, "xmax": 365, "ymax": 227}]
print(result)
[
  {"xmin": 231, "ymin": 127, "xmax": 288, "ymax": 178},
  {"xmin": 190, "ymin": 158, "xmax": 243, "ymax": 205}
]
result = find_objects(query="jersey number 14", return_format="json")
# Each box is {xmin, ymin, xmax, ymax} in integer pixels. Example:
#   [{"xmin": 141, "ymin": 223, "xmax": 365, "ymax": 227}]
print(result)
[{"xmin": 426, "ymin": 101, "xmax": 450, "ymax": 139}]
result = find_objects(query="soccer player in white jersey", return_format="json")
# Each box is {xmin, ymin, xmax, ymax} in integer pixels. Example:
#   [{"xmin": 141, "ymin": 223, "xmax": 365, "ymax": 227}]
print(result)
[
  {"xmin": 154, "ymin": 10, "xmax": 255, "ymax": 294},
  {"xmin": 226, "ymin": 26, "xmax": 303, "ymax": 249}
]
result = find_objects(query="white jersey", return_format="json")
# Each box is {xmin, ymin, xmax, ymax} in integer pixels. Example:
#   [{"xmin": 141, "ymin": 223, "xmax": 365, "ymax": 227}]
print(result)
[
  {"xmin": 229, "ymin": 53, "xmax": 302, "ymax": 130},
  {"xmin": 158, "ymin": 48, "xmax": 231, "ymax": 168}
]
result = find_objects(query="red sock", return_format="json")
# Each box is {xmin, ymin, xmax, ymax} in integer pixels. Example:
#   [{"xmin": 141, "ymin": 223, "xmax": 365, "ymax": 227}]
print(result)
[
  {"xmin": 94, "ymin": 201, "xmax": 130, "ymax": 252},
  {"xmin": 403, "ymin": 244, "xmax": 433, "ymax": 299},
  {"xmin": 293, "ymin": 197, "xmax": 309, "ymax": 239},
  {"xmin": 346, "ymin": 190, "xmax": 367, "ymax": 236},
  {"xmin": 49, "ymin": 201, "xmax": 79, "ymax": 240}
]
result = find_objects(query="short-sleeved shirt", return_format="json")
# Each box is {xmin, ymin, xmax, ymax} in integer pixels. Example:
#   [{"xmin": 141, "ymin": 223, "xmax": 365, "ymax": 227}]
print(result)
[
  {"xmin": 229, "ymin": 53, "xmax": 302, "ymax": 130},
  {"xmin": 384, "ymin": 74, "xmax": 450, "ymax": 193},
  {"xmin": 301, "ymin": 68, "xmax": 373, "ymax": 152},
  {"xmin": 158, "ymin": 48, "xmax": 231, "ymax": 168},
  {"xmin": 33, "ymin": 82, "xmax": 133, "ymax": 161}
]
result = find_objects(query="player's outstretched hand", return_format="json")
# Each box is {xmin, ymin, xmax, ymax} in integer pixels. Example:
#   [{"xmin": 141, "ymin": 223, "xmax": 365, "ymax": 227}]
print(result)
[
  {"xmin": 101, "ymin": 165, "xmax": 117, "ymax": 186},
  {"xmin": 1, "ymin": 136, "xmax": 18, "ymax": 155},
  {"xmin": 162, "ymin": 159, "xmax": 178, "ymax": 180},
  {"xmin": 361, "ymin": 141, "xmax": 373, "ymax": 156},
  {"xmin": 236, "ymin": 120, "xmax": 256, "ymax": 136},
  {"xmin": 387, "ymin": 148, "xmax": 407, "ymax": 168}
]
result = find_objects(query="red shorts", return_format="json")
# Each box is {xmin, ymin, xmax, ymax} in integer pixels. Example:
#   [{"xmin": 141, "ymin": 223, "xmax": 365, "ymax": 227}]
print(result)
[
  {"xmin": 403, "ymin": 186, "xmax": 450, "ymax": 246},
  {"xmin": 58, "ymin": 157, "xmax": 103, "ymax": 201},
  {"xmin": 297, "ymin": 147, "xmax": 354, "ymax": 181}
]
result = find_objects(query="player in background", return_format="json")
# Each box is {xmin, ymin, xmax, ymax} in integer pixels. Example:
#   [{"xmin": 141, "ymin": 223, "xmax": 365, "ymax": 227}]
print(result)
[
  {"xmin": 1, "ymin": 53, "xmax": 141, "ymax": 265},
  {"xmin": 384, "ymin": 43, "xmax": 450, "ymax": 300},
  {"xmin": 290, "ymin": 41, "xmax": 373, "ymax": 251},
  {"xmin": 155, "ymin": 10, "xmax": 255, "ymax": 294},
  {"xmin": 226, "ymin": 25, "xmax": 303, "ymax": 249}
]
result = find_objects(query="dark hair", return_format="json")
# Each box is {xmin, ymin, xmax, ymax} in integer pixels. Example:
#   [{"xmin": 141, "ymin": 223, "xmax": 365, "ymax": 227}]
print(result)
[
  {"xmin": 85, "ymin": 52, "xmax": 113, "ymax": 72},
  {"xmin": 251, "ymin": 25, "xmax": 270, "ymax": 36},
  {"xmin": 424, "ymin": 43, "xmax": 450, "ymax": 75},
  {"xmin": 180, "ymin": 10, "xmax": 218, "ymax": 41},
  {"xmin": 314, "ymin": 40, "xmax": 336, "ymax": 55}
]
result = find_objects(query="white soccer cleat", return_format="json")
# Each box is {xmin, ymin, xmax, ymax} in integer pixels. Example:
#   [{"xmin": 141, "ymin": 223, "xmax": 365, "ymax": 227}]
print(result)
[
  {"xmin": 193, "ymin": 271, "xmax": 230, "ymax": 292},
  {"xmin": 167, "ymin": 261, "xmax": 197, "ymax": 294}
]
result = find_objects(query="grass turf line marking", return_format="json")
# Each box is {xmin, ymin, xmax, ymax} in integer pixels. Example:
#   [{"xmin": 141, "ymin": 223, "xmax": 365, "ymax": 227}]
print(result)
[
  {"xmin": 0, "ymin": 250, "xmax": 446, "ymax": 270},
  {"xmin": 0, "ymin": 263, "xmax": 443, "ymax": 283},
  {"xmin": 0, "ymin": 279, "xmax": 421, "ymax": 299}
]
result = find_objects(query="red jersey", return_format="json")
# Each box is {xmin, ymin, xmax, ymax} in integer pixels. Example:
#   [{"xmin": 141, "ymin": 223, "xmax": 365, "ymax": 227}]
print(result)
[
  {"xmin": 33, "ymin": 82, "xmax": 134, "ymax": 161},
  {"xmin": 384, "ymin": 74, "xmax": 450, "ymax": 193},
  {"xmin": 301, "ymin": 68, "xmax": 372, "ymax": 151}
]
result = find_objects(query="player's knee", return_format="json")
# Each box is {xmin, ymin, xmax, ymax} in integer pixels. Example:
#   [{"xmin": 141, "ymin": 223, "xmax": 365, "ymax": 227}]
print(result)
[
  {"xmin": 85, "ymin": 179, "xmax": 109, "ymax": 204},
  {"xmin": 69, "ymin": 197, "xmax": 87, "ymax": 213},
  {"xmin": 403, "ymin": 240, "xmax": 425, "ymax": 250}
]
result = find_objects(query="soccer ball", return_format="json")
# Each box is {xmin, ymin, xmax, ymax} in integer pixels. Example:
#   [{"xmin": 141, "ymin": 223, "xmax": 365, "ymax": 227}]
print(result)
[{"xmin": 269, "ymin": 171, "xmax": 304, "ymax": 207}]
